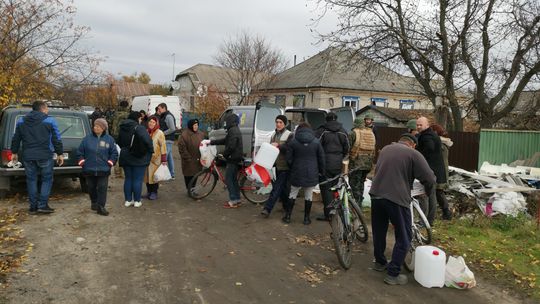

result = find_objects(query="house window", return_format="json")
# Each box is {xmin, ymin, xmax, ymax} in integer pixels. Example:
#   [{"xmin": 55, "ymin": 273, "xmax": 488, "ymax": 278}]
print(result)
[
  {"xmin": 399, "ymin": 99, "xmax": 416, "ymax": 109},
  {"xmin": 258, "ymin": 95, "xmax": 270, "ymax": 102},
  {"xmin": 371, "ymin": 97, "xmax": 388, "ymax": 107},
  {"xmin": 342, "ymin": 96, "xmax": 359, "ymax": 110},
  {"xmin": 293, "ymin": 94, "xmax": 305, "ymax": 108},
  {"xmin": 275, "ymin": 95, "xmax": 286, "ymax": 107}
]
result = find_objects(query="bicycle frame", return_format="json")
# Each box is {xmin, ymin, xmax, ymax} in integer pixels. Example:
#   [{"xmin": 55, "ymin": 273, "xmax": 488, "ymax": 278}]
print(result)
[{"xmin": 330, "ymin": 176, "xmax": 355, "ymax": 228}]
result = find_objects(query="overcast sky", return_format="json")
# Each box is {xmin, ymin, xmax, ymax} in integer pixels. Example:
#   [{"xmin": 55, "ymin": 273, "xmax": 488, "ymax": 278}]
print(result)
[{"xmin": 73, "ymin": 0, "xmax": 337, "ymax": 84}]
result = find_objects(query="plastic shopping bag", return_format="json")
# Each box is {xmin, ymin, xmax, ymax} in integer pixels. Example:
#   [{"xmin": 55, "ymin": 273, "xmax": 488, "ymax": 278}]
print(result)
[
  {"xmin": 199, "ymin": 141, "xmax": 217, "ymax": 168},
  {"xmin": 154, "ymin": 164, "xmax": 172, "ymax": 182},
  {"xmin": 445, "ymin": 256, "xmax": 477, "ymax": 289},
  {"xmin": 245, "ymin": 163, "xmax": 272, "ymax": 186}
]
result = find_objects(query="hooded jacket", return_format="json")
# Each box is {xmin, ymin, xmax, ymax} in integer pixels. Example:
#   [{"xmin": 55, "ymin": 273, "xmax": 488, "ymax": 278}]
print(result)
[
  {"xmin": 117, "ymin": 118, "xmax": 154, "ymax": 167},
  {"xmin": 77, "ymin": 132, "xmax": 118, "ymax": 176},
  {"xmin": 316, "ymin": 120, "xmax": 350, "ymax": 175},
  {"xmin": 11, "ymin": 110, "xmax": 63, "ymax": 161},
  {"xmin": 416, "ymin": 127, "xmax": 446, "ymax": 184},
  {"xmin": 210, "ymin": 114, "xmax": 243, "ymax": 163},
  {"xmin": 287, "ymin": 127, "xmax": 325, "ymax": 187}
]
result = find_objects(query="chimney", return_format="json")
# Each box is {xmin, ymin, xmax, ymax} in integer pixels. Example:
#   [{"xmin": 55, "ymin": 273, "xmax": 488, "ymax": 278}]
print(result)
[{"xmin": 294, "ymin": 55, "xmax": 297, "ymax": 66}]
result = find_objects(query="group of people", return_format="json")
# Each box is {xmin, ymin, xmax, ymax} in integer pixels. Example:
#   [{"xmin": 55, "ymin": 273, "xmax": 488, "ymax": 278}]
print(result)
[{"xmin": 12, "ymin": 101, "xmax": 453, "ymax": 286}]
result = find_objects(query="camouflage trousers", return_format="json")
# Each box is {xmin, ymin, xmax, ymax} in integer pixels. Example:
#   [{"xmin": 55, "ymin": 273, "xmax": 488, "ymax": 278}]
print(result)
[{"xmin": 349, "ymin": 157, "xmax": 373, "ymax": 205}]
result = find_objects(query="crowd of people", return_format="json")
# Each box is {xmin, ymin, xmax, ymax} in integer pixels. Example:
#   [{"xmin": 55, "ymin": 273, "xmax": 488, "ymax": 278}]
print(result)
[{"xmin": 11, "ymin": 101, "xmax": 454, "ymax": 286}]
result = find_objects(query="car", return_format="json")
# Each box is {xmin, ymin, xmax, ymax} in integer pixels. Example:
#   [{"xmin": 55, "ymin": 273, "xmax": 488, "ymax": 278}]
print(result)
[
  {"xmin": 0, "ymin": 105, "xmax": 92, "ymax": 198},
  {"xmin": 209, "ymin": 102, "xmax": 355, "ymax": 159}
]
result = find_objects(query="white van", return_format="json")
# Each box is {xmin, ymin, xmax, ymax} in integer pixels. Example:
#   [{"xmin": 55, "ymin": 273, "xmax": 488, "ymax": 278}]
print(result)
[{"xmin": 131, "ymin": 95, "xmax": 184, "ymax": 130}]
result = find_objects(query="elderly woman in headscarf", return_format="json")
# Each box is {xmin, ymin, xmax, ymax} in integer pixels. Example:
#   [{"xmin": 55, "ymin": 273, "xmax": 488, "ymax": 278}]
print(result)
[
  {"xmin": 178, "ymin": 118, "xmax": 205, "ymax": 191},
  {"xmin": 144, "ymin": 115, "xmax": 167, "ymax": 200}
]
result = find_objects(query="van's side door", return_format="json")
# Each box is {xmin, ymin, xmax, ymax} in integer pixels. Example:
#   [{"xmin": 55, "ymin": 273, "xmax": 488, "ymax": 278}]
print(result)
[
  {"xmin": 330, "ymin": 107, "xmax": 355, "ymax": 131},
  {"xmin": 252, "ymin": 102, "xmax": 284, "ymax": 158}
]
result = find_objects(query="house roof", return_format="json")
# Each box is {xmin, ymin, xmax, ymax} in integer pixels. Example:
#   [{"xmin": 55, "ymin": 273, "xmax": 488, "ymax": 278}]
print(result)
[
  {"xmin": 356, "ymin": 105, "xmax": 435, "ymax": 122},
  {"xmin": 175, "ymin": 64, "xmax": 238, "ymax": 93},
  {"xmin": 261, "ymin": 48, "xmax": 426, "ymax": 95},
  {"xmin": 113, "ymin": 81, "xmax": 157, "ymax": 99}
]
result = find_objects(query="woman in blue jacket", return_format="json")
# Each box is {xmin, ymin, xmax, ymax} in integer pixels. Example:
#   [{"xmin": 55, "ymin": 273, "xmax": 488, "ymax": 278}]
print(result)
[{"xmin": 77, "ymin": 118, "xmax": 119, "ymax": 216}]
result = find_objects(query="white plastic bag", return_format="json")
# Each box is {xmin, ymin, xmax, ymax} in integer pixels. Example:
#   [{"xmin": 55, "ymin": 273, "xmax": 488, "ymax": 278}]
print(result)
[
  {"xmin": 445, "ymin": 256, "xmax": 477, "ymax": 289},
  {"xmin": 199, "ymin": 143, "xmax": 217, "ymax": 168},
  {"xmin": 153, "ymin": 164, "xmax": 172, "ymax": 182}
]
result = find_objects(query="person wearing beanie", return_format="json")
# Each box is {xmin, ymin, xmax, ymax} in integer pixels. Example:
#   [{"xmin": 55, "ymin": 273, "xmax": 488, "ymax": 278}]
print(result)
[
  {"xmin": 77, "ymin": 118, "xmax": 119, "ymax": 215},
  {"xmin": 143, "ymin": 116, "xmax": 167, "ymax": 200},
  {"xmin": 260, "ymin": 115, "xmax": 293, "ymax": 219},
  {"xmin": 315, "ymin": 111, "xmax": 350, "ymax": 221},
  {"xmin": 178, "ymin": 118, "xmax": 205, "ymax": 190}
]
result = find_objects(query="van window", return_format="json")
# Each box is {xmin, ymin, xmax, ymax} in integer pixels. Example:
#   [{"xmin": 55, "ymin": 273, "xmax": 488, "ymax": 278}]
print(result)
[
  {"xmin": 14, "ymin": 115, "xmax": 86, "ymax": 139},
  {"xmin": 233, "ymin": 109, "xmax": 255, "ymax": 128},
  {"xmin": 255, "ymin": 106, "xmax": 281, "ymax": 132}
]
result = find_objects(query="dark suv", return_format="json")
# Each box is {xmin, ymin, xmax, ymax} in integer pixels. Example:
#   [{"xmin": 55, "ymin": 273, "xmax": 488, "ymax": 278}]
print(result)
[{"xmin": 0, "ymin": 105, "xmax": 91, "ymax": 198}]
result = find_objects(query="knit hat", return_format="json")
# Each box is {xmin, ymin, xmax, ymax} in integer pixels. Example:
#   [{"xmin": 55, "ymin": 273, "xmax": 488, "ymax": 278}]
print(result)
[
  {"xmin": 406, "ymin": 119, "xmax": 417, "ymax": 130},
  {"xmin": 94, "ymin": 118, "xmax": 108, "ymax": 131},
  {"xmin": 188, "ymin": 118, "xmax": 199, "ymax": 131},
  {"xmin": 275, "ymin": 115, "xmax": 287, "ymax": 124},
  {"xmin": 400, "ymin": 133, "xmax": 418, "ymax": 145}
]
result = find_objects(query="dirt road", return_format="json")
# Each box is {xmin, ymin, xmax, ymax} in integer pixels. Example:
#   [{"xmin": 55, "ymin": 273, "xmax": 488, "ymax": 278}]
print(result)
[{"xmin": 0, "ymin": 166, "xmax": 529, "ymax": 303}]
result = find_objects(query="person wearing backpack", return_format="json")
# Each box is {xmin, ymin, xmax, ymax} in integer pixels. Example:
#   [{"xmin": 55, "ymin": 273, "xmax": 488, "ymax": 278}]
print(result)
[
  {"xmin": 315, "ymin": 112, "xmax": 350, "ymax": 221},
  {"xmin": 118, "ymin": 111, "xmax": 154, "ymax": 208},
  {"xmin": 349, "ymin": 118, "xmax": 376, "ymax": 204}
]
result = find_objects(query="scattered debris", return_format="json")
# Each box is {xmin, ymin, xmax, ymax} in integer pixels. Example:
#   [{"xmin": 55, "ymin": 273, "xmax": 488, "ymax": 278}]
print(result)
[{"xmin": 448, "ymin": 165, "xmax": 539, "ymax": 217}]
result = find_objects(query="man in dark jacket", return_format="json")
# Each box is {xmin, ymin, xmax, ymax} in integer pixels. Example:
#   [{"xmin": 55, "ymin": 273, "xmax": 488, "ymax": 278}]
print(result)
[
  {"xmin": 316, "ymin": 112, "xmax": 350, "ymax": 221},
  {"xmin": 210, "ymin": 113, "xmax": 243, "ymax": 208},
  {"xmin": 261, "ymin": 115, "xmax": 293, "ymax": 218},
  {"xmin": 11, "ymin": 101, "xmax": 64, "ymax": 214},
  {"xmin": 370, "ymin": 134, "xmax": 435, "ymax": 285},
  {"xmin": 157, "ymin": 103, "xmax": 176, "ymax": 179},
  {"xmin": 416, "ymin": 116, "xmax": 447, "ymax": 224}
]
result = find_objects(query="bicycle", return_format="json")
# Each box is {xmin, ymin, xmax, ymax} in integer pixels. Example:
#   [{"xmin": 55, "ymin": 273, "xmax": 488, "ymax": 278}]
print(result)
[
  {"xmin": 187, "ymin": 157, "xmax": 272, "ymax": 204},
  {"xmin": 321, "ymin": 168, "xmax": 369, "ymax": 270},
  {"xmin": 403, "ymin": 181, "xmax": 432, "ymax": 272}
]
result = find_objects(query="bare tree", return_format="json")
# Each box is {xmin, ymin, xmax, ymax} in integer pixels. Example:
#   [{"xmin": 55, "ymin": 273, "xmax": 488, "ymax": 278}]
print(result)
[
  {"xmin": 0, "ymin": 0, "xmax": 101, "ymax": 106},
  {"xmin": 215, "ymin": 31, "xmax": 289, "ymax": 105},
  {"xmin": 316, "ymin": 0, "xmax": 540, "ymax": 130}
]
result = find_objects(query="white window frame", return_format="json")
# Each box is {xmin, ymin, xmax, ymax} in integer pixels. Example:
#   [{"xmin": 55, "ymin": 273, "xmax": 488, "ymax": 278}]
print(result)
[
  {"xmin": 399, "ymin": 99, "xmax": 416, "ymax": 109},
  {"xmin": 342, "ymin": 96, "xmax": 359, "ymax": 111},
  {"xmin": 371, "ymin": 97, "xmax": 388, "ymax": 107}
]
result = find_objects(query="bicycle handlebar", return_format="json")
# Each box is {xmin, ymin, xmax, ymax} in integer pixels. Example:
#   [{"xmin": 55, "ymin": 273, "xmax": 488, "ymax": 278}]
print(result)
[{"xmin": 318, "ymin": 167, "xmax": 364, "ymax": 186}]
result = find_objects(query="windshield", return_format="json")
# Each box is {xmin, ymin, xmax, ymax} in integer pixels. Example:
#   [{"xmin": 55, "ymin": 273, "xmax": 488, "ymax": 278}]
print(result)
[{"xmin": 14, "ymin": 115, "xmax": 86, "ymax": 139}]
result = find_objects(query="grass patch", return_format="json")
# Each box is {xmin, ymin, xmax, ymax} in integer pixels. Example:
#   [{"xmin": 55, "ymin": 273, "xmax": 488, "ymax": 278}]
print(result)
[{"xmin": 434, "ymin": 213, "xmax": 540, "ymax": 299}]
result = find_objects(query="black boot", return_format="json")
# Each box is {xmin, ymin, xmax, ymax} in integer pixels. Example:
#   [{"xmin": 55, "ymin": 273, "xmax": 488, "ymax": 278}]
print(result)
[
  {"xmin": 97, "ymin": 206, "xmax": 109, "ymax": 216},
  {"xmin": 303, "ymin": 200, "xmax": 312, "ymax": 225},
  {"xmin": 282, "ymin": 198, "xmax": 295, "ymax": 224},
  {"xmin": 442, "ymin": 208, "xmax": 453, "ymax": 220}
]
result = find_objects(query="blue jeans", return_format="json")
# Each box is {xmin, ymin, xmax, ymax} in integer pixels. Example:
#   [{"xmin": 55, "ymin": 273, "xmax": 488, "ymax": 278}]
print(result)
[
  {"xmin": 225, "ymin": 162, "xmax": 240, "ymax": 202},
  {"xmin": 123, "ymin": 166, "xmax": 146, "ymax": 202},
  {"xmin": 166, "ymin": 141, "xmax": 175, "ymax": 178},
  {"xmin": 263, "ymin": 170, "xmax": 289, "ymax": 212},
  {"xmin": 24, "ymin": 159, "xmax": 54, "ymax": 209}
]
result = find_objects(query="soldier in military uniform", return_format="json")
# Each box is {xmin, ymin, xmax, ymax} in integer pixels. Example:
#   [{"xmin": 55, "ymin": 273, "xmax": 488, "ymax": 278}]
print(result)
[{"xmin": 349, "ymin": 117, "xmax": 376, "ymax": 204}]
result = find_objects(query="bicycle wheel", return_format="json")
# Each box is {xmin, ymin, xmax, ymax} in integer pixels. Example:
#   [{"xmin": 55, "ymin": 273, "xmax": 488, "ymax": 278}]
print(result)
[
  {"xmin": 239, "ymin": 175, "xmax": 272, "ymax": 204},
  {"xmin": 350, "ymin": 201, "xmax": 369, "ymax": 243},
  {"xmin": 188, "ymin": 168, "xmax": 218, "ymax": 200},
  {"xmin": 330, "ymin": 206, "xmax": 353, "ymax": 269},
  {"xmin": 404, "ymin": 204, "xmax": 432, "ymax": 272},
  {"xmin": 412, "ymin": 202, "xmax": 432, "ymax": 245}
]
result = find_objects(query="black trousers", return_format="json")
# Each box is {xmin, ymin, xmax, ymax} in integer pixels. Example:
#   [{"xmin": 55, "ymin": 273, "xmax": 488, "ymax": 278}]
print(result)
[
  {"xmin": 86, "ymin": 176, "xmax": 109, "ymax": 207},
  {"xmin": 320, "ymin": 169, "xmax": 341, "ymax": 218},
  {"xmin": 146, "ymin": 183, "xmax": 159, "ymax": 194},
  {"xmin": 371, "ymin": 198, "xmax": 412, "ymax": 277},
  {"xmin": 184, "ymin": 176, "xmax": 193, "ymax": 189}
]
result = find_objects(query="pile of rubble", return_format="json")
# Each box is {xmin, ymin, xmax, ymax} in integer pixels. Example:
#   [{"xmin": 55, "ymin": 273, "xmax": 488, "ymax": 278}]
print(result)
[{"xmin": 448, "ymin": 162, "xmax": 540, "ymax": 217}]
